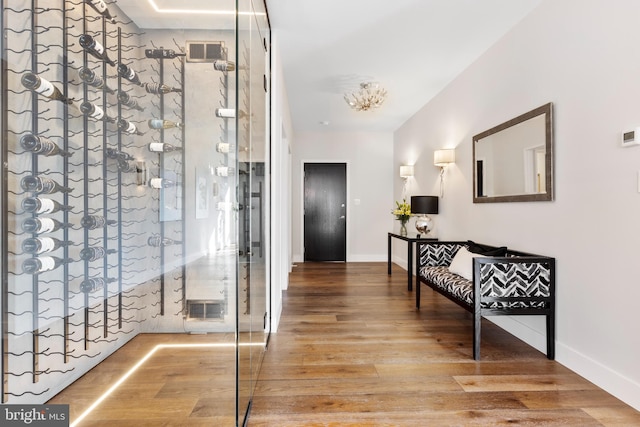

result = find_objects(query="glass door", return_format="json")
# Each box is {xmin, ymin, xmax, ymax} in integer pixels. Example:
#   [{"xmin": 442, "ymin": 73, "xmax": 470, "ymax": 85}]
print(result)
[
  {"xmin": 0, "ymin": 1, "xmax": 270, "ymax": 425},
  {"xmin": 237, "ymin": 0, "xmax": 271, "ymax": 423}
]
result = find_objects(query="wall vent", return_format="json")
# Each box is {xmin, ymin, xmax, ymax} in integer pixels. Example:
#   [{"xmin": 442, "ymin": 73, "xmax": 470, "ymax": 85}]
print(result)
[
  {"xmin": 185, "ymin": 41, "xmax": 225, "ymax": 63},
  {"xmin": 186, "ymin": 300, "xmax": 225, "ymax": 321}
]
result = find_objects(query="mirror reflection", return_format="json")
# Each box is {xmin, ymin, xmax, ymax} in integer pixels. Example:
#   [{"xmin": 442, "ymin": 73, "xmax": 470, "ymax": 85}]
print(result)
[{"xmin": 473, "ymin": 103, "xmax": 553, "ymax": 203}]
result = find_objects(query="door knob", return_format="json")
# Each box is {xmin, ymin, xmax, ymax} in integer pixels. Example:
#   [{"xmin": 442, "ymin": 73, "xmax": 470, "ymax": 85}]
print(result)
[{"xmin": 339, "ymin": 215, "xmax": 345, "ymax": 219}]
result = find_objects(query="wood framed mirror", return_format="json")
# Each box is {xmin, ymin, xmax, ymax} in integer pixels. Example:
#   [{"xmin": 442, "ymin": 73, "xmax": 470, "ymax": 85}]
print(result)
[{"xmin": 473, "ymin": 103, "xmax": 553, "ymax": 203}]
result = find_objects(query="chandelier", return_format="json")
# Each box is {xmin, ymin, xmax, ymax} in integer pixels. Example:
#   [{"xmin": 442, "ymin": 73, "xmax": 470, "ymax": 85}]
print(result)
[{"xmin": 343, "ymin": 82, "xmax": 387, "ymax": 111}]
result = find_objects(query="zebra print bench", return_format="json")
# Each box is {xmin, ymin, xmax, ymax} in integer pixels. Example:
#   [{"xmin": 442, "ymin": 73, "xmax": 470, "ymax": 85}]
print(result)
[{"xmin": 415, "ymin": 240, "xmax": 555, "ymax": 360}]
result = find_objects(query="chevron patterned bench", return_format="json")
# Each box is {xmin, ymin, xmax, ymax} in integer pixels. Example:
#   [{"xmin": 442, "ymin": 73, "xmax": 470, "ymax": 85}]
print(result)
[{"xmin": 415, "ymin": 240, "xmax": 555, "ymax": 360}]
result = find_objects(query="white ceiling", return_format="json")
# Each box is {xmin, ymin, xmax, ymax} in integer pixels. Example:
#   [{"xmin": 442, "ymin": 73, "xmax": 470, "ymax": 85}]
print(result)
[
  {"xmin": 265, "ymin": 0, "xmax": 541, "ymax": 132},
  {"xmin": 116, "ymin": 0, "xmax": 541, "ymax": 132},
  {"xmin": 116, "ymin": 0, "xmax": 237, "ymax": 30}
]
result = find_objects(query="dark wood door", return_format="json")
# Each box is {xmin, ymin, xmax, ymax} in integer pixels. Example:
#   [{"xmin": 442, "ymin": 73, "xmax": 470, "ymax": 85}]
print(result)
[{"xmin": 304, "ymin": 163, "xmax": 346, "ymax": 261}]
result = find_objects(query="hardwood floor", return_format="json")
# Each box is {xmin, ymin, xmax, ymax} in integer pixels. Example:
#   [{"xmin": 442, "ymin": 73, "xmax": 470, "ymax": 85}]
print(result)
[
  {"xmin": 48, "ymin": 262, "xmax": 640, "ymax": 426},
  {"xmin": 48, "ymin": 333, "xmax": 238, "ymax": 426},
  {"xmin": 248, "ymin": 262, "xmax": 640, "ymax": 426}
]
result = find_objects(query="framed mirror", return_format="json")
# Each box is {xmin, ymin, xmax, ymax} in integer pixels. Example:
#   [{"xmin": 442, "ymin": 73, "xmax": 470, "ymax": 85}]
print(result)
[{"xmin": 473, "ymin": 103, "xmax": 553, "ymax": 203}]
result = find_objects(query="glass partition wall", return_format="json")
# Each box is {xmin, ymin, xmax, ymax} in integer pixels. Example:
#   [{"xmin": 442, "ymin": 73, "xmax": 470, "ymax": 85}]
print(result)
[{"xmin": 0, "ymin": 1, "xmax": 270, "ymax": 425}]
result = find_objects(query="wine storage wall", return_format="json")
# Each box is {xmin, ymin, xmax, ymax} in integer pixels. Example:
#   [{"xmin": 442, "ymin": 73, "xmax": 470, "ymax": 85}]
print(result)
[{"xmin": 0, "ymin": 1, "xmax": 186, "ymax": 403}]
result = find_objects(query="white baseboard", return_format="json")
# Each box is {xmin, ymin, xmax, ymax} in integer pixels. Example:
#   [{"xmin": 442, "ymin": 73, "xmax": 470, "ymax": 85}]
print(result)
[
  {"xmin": 271, "ymin": 298, "xmax": 283, "ymax": 332},
  {"xmin": 291, "ymin": 254, "xmax": 387, "ymax": 263},
  {"xmin": 348, "ymin": 254, "xmax": 387, "ymax": 262},
  {"xmin": 487, "ymin": 316, "xmax": 546, "ymax": 354},
  {"xmin": 391, "ymin": 255, "xmax": 409, "ymax": 271},
  {"xmin": 487, "ymin": 316, "xmax": 640, "ymax": 411},
  {"xmin": 556, "ymin": 341, "xmax": 640, "ymax": 411}
]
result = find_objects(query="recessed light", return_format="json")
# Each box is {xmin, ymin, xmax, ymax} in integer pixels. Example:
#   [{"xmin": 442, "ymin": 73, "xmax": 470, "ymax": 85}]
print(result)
[{"xmin": 319, "ymin": 121, "xmax": 330, "ymax": 126}]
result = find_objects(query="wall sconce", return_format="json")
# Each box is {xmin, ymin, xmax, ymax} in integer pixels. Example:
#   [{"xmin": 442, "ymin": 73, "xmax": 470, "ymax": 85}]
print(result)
[
  {"xmin": 434, "ymin": 149, "xmax": 455, "ymax": 197},
  {"xmin": 399, "ymin": 165, "xmax": 414, "ymax": 180},
  {"xmin": 399, "ymin": 165, "xmax": 414, "ymax": 199}
]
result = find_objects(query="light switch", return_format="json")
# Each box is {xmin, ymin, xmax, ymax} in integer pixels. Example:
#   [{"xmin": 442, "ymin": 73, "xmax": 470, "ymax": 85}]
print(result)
[{"xmin": 354, "ymin": 199, "xmax": 361, "ymax": 206}]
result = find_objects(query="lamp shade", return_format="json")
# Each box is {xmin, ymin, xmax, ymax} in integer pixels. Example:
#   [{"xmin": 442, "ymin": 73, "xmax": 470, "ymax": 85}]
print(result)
[
  {"xmin": 410, "ymin": 196, "xmax": 438, "ymax": 214},
  {"xmin": 434, "ymin": 149, "xmax": 455, "ymax": 167},
  {"xmin": 399, "ymin": 165, "xmax": 414, "ymax": 178}
]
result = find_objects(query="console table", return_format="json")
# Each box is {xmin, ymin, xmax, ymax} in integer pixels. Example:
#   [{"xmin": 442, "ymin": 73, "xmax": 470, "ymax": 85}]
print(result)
[{"xmin": 388, "ymin": 232, "xmax": 437, "ymax": 291}]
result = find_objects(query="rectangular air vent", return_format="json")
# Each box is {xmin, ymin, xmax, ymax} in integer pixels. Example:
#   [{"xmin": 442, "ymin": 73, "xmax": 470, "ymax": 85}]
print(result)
[
  {"xmin": 185, "ymin": 41, "xmax": 225, "ymax": 63},
  {"xmin": 186, "ymin": 300, "xmax": 225, "ymax": 321}
]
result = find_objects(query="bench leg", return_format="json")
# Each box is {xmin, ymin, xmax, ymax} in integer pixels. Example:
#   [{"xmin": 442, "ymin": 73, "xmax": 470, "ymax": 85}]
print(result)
[
  {"xmin": 546, "ymin": 312, "xmax": 555, "ymax": 360},
  {"xmin": 473, "ymin": 310, "xmax": 481, "ymax": 361},
  {"xmin": 416, "ymin": 278, "xmax": 421, "ymax": 309}
]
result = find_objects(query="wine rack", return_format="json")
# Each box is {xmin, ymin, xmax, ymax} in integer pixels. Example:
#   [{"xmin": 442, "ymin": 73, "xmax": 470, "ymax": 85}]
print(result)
[
  {"xmin": 0, "ymin": 0, "xmax": 187, "ymax": 404},
  {"xmin": 144, "ymin": 38, "xmax": 186, "ymax": 317}
]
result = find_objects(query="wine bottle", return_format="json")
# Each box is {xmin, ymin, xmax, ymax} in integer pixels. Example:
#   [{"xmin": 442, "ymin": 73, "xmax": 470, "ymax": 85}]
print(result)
[
  {"xmin": 79, "ymin": 101, "xmax": 115, "ymax": 123},
  {"xmin": 22, "ymin": 197, "xmax": 72, "ymax": 214},
  {"xmin": 216, "ymin": 142, "xmax": 230, "ymax": 153},
  {"xmin": 215, "ymin": 108, "xmax": 248, "ymax": 119},
  {"xmin": 215, "ymin": 108, "xmax": 235, "ymax": 119},
  {"xmin": 148, "ymin": 142, "xmax": 182, "ymax": 153},
  {"xmin": 147, "ymin": 235, "xmax": 182, "ymax": 247},
  {"xmin": 78, "ymin": 66, "xmax": 115, "ymax": 94},
  {"xmin": 81, "ymin": 215, "xmax": 116, "ymax": 229},
  {"xmin": 80, "ymin": 246, "xmax": 116, "ymax": 262},
  {"xmin": 21, "ymin": 72, "xmax": 73, "ymax": 105},
  {"xmin": 21, "ymin": 176, "xmax": 72, "ymax": 194},
  {"xmin": 214, "ymin": 143, "xmax": 249, "ymax": 154},
  {"xmin": 117, "ymin": 63, "xmax": 143, "ymax": 86},
  {"xmin": 117, "ymin": 90, "xmax": 145, "ymax": 111},
  {"xmin": 79, "ymin": 34, "xmax": 116, "ymax": 66},
  {"xmin": 20, "ymin": 133, "xmax": 72, "ymax": 157},
  {"xmin": 106, "ymin": 147, "xmax": 134, "ymax": 161},
  {"xmin": 22, "ymin": 217, "xmax": 71, "ymax": 234},
  {"xmin": 22, "ymin": 237, "xmax": 72, "ymax": 254},
  {"xmin": 213, "ymin": 60, "xmax": 235, "ymax": 72},
  {"xmin": 148, "ymin": 177, "xmax": 176, "ymax": 189},
  {"xmin": 215, "ymin": 166, "xmax": 234, "ymax": 177},
  {"xmin": 22, "ymin": 256, "xmax": 72, "ymax": 275},
  {"xmin": 144, "ymin": 82, "xmax": 182, "ymax": 94},
  {"xmin": 148, "ymin": 119, "xmax": 183, "ymax": 130},
  {"xmin": 80, "ymin": 277, "xmax": 116, "ymax": 293},
  {"xmin": 85, "ymin": 0, "xmax": 116, "ymax": 24},
  {"xmin": 117, "ymin": 118, "xmax": 144, "ymax": 136},
  {"xmin": 144, "ymin": 48, "xmax": 186, "ymax": 59}
]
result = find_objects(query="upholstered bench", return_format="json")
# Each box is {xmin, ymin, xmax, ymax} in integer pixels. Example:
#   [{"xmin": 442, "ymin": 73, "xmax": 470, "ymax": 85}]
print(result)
[{"xmin": 415, "ymin": 240, "xmax": 555, "ymax": 360}]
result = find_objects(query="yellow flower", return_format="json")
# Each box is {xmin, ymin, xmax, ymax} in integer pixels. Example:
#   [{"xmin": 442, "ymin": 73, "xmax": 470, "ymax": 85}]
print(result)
[{"xmin": 391, "ymin": 199, "xmax": 411, "ymax": 221}]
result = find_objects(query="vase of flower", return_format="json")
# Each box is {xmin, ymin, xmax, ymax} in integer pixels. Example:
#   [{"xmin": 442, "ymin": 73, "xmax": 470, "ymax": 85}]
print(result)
[
  {"xmin": 399, "ymin": 219, "xmax": 408, "ymax": 236},
  {"xmin": 392, "ymin": 199, "xmax": 411, "ymax": 236}
]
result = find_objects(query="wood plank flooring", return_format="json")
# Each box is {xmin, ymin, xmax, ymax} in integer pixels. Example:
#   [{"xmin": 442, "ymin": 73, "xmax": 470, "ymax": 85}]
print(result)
[
  {"xmin": 248, "ymin": 262, "xmax": 640, "ymax": 426},
  {"xmin": 48, "ymin": 333, "xmax": 238, "ymax": 426},
  {"xmin": 48, "ymin": 262, "xmax": 640, "ymax": 426}
]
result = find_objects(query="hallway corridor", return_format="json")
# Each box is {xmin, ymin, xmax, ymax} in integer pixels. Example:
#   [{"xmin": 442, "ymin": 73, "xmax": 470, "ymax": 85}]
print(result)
[{"xmin": 249, "ymin": 262, "xmax": 640, "ymax": 426}]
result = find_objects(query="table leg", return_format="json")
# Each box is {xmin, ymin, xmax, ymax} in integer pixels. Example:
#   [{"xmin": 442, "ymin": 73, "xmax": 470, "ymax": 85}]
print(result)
[
  {"xmin": 408, "ymin": 240, "xmax": 413, "ymax": 291},
  {"xmin": 387, "ymin": 234, "xmax": 391, "ymax": 275}
]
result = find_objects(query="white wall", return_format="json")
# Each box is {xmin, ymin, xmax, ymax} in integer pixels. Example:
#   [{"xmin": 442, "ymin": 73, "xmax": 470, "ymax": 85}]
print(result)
[
  {"xmin": 394, "ymin": 0, "xmax": 640, "ymax": 410},
  {"xmin": 270, "ymin": 31, "xmax": 294, "ymax": 331},
  {"xmin": 291, "ymin": 131, "xmax": 394, "ymax": 262}
]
